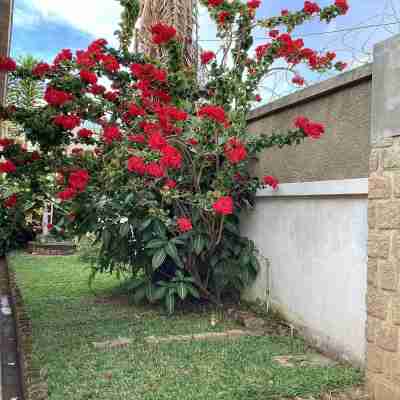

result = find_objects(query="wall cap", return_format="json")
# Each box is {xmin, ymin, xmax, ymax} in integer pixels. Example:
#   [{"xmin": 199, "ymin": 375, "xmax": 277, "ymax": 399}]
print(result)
[
  {"xmin": 248, "ymin": 64, "xmax": 372, "ymax": 122},
  {"xmin": 257, "ymin": 178, "xmax": 368, "ymax": 198}
]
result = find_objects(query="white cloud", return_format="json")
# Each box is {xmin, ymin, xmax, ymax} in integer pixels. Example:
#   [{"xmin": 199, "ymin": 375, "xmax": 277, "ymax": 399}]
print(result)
[
  {"xmin": 13, "ymin": 7, "xmax": 41, "ymax": 28},
  {"xmin": 26, "ymin": 0, "xmax": 123, "ymax": 44}
]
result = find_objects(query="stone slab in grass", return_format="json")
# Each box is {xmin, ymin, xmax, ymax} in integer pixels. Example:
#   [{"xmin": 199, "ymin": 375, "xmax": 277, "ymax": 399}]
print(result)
[
  {"xmin": 144, "ymin": 329, "xmax": 264, "ymax": 344},
  {"xmin": 92, "ymin": 338, "xmax": 132, "ymax": 350},
  {"xmin": 273, "ymin": 354, "xmax": 337, "ymax": 368}
]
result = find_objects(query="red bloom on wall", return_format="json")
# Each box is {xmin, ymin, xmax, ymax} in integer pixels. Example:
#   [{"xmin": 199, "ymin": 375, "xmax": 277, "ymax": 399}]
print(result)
[
  {"xmin": 292, "ymin": 75, "xmax": 305, "ymax": 86},
  {"xmin": 177, "ymin": 217, "xmax": 193, "ymax": 233},
  {"xmin": 247, "ymin": 0, "xmax": 261, "ymax": 9},
  {"xmin": 77, "ymin": 128, "xmax": 94, "ymax": 139},
  {"xmin": 160, "ymin": 145, "xmax": 183, "ymax": 169},
  {"xmin": 100, "ymin": 55, "xmax": 120, "ymax": 72},
  {"xmin": 208, "ymin": 0, "xmax": 224, "ymax": 7},
  {"xmin": 80, "ymin": 70, "xmax": 98, "ymax": 85},
  {"xmin": 335, "ymin": 0, "xmax": 349, "ymax": 14},
  {"xmin": 103, "ymin": 125, "xmax": 122, "ymax": 144},
  {"xmin": 4, "ymin": 194, "xmax": 17, "ymax": 208},
  {"xmin": 148, "ymin": 132, "xmax": 167, "ymax": 151},
  {"xmin": 294, "ymin": 116, "xmax": 325, "ymax": 139},
  {"xmin": 201, "ymin": 51, "xmax": 216, "ymax": 65},
  {"xmin": 150, "ymin": 23, "xmax": 177, "ymax": 45},
  {"xmin": 303, "ymin": 1, "xmax": 320, "ymax": 14},
  {"xmin": 0, "ymin": 56, "xmax": 16, "ymax": 72},
  {"xmin": 263, "ymin": 175, "xmax": 279, "ymax": 190},
  {"xmin": 127, "ymin": 156, "xmax": 146, "ymax": 175},
  {"xmin": 32, "ymin": 62, "xmax": 50, "ymax": 77},
  {"xmin": 54, "ymin": 114, "xmax": 81, "ymax": 130},
  {"xmin": 44, "ymin": 87, "xmax": 73, "ymax": 106},
  {"xmin": 146, "ymin": 162, "xmax": 165, "ymax": 178},
  {"xmin": 53, "ymin": 49, "xmax": 72, "ymax": 66},
  {"xmin": 0, "ymin": 160, "xmax": 17, "ymax": 174},
  {"xmin": 224, "ymin": 138, "xmax": 248, "ymax": 164},
  {"xmin": 213, "ymin": 196, "xmax": 234, "ymax": 216},
  {"xmin": 57, "ymin": 187, "xmax": 77, "ymax": 202},
  {"xmin": 127, "ymin": 103, "xmax": 145, "ymax": 117},
  {"xmin": 68, "ymin": 169, "xmax": 90, "ymax": 192},
  {"xmin": 198, "ymin": 105, "xmax": 227, "ymax": 124}
]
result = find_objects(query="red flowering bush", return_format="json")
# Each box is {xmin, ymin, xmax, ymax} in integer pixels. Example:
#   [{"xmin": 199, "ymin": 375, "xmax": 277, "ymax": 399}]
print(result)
[{"xmin": 0, "ymin": 0, "xmax": 348, "ymax": 311}]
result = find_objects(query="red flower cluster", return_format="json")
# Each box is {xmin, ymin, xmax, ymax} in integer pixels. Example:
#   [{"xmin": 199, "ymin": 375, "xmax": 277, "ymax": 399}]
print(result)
[
  {"xmin": 103, "ymin": 91, "xmax": 119, "ymax": 103},
  {"xmin": 255, "ymin": 44, "xmax": 271, "ymax": 60},
  {"xmin": 131, "ymin": 63, "xmax": 168, "ymax": 83},
  {"xmin": 68, "ymin": 169, "xmax": 90, "ymax": 192},
  {"xmin": 89, "ymin": 84, "xmax": 106, "ymax": 95},
  {"xmin": 4, "ymin": 194, "xmax": 17, "ymax": 208},
  {"xmin": 54, "ymin": 114, "xmax": 81, "ymax": 130},
  {"xmin": 77, "ymin": 128, "xmax": 94, "ymax": 139},
  {"xmin": 127, "ymin": 156, "xmax": 146, "ymax": 175},
  {"xmin": 164, "ymin": 179, "xmax": 177, "ymax": 189},
  {"xmin": 150, "ymin": 23, "xmax": 177, "ymax": 45},
  {"xmin": 177, "ymin": 217, "xmax": 193, "ymax": 233},
  {"xmin": 213, "ymin": 196, "xmax": 234, "ymax": 216},
  {"xmin": 148, "ymin": 132, "xmax": 167, "ymax": 150},
  {"xmin": 0, "ymin": 138, "xmax": 14, "ymax": 148},
  {"xmin": 224, "ymin": 138, "xmax": 248, "ymax": 164},
  {"xmin": 146, "ymin": 162, "xmax": 165, "ymax": 178},
  {"xmin": 80, "ymin": 70, "xmax": 98, "ymax": 85},
  {"xmin": 201, "ymin": 51, "xmax": 216, "ymax": 65},
  {"xmin": 294, "ymin": 116, "xmax": 325, "ymax": 139},
  {"xmin": 57, "ymin": 187, "xmax": 77, "ymax": 202},
  {"xmin": 0, "ymin": 160, "xmax": 17, "ymax": 174},
  {"xmin": 207, "ymin": 0, "xmax": 224, "ymax": 7},
  {"xmin": 303, "ymin": 1, "xmax": 320, "ymax": 14},
  {"xmin": 160, "ymin": 145, "xmax": 183, "ymax": 169},
  {"xmin": 100, "ymin": 54, "xmax": 120, "ymax": 73},
  {"xmin": 198, "ymin": 105, "xmax": 228, "ymax": 125},
  {"xmin": 292, "ymin": 75, "xmax": 305, "ymax": 86},
  {"xmin": 218, "ymin": 11, "xmax": 230, "ymax": 25},
  {"xmin": 335, "ymin": 0, "xmax": 349, "ymax": 14},
  {"xmin": 127, "ymin": 103, "xmax": 145, "ymax": 117},
  {"xmin": 103, "ymin": 125, "xmax": 122, "ymax": 144},
  {"xmin": 128, "ymin": 134, "xmax": 146, "ymax": 144},
  {"xmin": 0, "ymin": 56, "xmax": 16, "ymax": 72},
  {"xmin": 247, "ymin": 0, "xmax": 261, "ymax": 9},
  {"xmin": 53, "ymin": 49, "xmax": 72, "ymax": 66},
  {"xmin": 263, "ymin": 175, "xmax": 279, "ymax": 190},
  {"xmin": 32, "ymin": 62, "xmax": 51, "ymax": 77},
  {"xmin": 44, "ymin": 87, "xmax": 73, "ymax": 106}
]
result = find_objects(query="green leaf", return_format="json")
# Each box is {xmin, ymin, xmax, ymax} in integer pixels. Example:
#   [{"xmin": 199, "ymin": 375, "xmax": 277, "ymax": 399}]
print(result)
[
  {"xmin": 165, "ymin": 292, "xmax": 175, "ymax": 315},
  {"xmin": 146, "ymin": 284, "xmax": 156, "ymax": 302},
  {"xmin": 225, "ymin": 221, "xmax": 240, "ymax": 235},
  {"xmin": 193, "ymin": 235, "xmax": 205, "ymax": 256},
  {"xmin": 152, "ymin": 286, "xmax": 168, "ymax": 301},
  {"xmin": 146, "ymin": 239, "xmax": 167, "ymax": 249},
  {"xmin": 165, "ymin": 242, "xmax": 178, "ymax": 260},
  {"xmin": 102, "ymin": 229, "xmax": 111, "ymax": 247},
  {"xmin": 133, "ymin": 285, "xmax": 146, "ymax": 304},
  {"xmin": 152, "ymin": 248, "xmax": 167, "ymax": 270},
  {"xmin": 187, "ymin": 285, "xmax": 200, "ymax": 299},
  {"xmin": 139, "ymin": 218, "xmax": 152, "ymax": 231},
  {"xmin": 177, "ymin": 282, "xmax": 188, "ymax": 300},
  {"xmin": 126, "ymin": 278, "xmax": 146, "ymax": 290},
  {"xmin": 119, "ymin": 222, "xmax": 130, "ymax": 238}
]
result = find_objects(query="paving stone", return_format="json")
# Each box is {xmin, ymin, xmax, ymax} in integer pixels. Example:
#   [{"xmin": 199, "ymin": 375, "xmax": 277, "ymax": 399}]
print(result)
[{"xmin": 92, "ymin": 338, "xmax": 132, "ymax": 350}]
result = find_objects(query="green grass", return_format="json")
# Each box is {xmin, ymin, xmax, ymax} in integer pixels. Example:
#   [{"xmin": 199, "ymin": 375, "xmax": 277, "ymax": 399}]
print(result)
[{"xmin": 9, "ymin": 253, "xmax": 363, "ymax": 400}]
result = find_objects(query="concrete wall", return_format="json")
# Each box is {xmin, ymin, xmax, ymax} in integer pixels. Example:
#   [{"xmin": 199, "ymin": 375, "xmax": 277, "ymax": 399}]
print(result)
[
  {"xmin": 248, "ymin": 65, "xmax": 372, "ymax": 183},
  {"xmin": 242, "ymin": 180, "xmax": 368, "ymax": 366}
]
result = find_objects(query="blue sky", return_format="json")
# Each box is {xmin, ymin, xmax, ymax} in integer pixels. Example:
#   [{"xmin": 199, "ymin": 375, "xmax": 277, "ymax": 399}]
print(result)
[{"xmin": 10, "ymin": 0, "xmax": 400, "ymax": 99}]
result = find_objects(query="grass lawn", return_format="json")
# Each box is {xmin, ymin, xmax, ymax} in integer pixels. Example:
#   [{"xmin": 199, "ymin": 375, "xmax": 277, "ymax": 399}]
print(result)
[{"xmin": 8, "ymin": 252, "xmax": 363, "ymax": 400}]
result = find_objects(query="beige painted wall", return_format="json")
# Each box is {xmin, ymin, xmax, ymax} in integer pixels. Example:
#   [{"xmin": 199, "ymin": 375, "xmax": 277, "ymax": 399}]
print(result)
[{"xmin": 248, "ymin": 65, "xmax": 372, "ymax": 183}]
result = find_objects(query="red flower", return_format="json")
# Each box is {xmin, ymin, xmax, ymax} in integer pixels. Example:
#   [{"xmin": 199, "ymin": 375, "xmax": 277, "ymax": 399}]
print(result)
[
  {"xmin": 44, "ymin": 87, "xmax": 73, "ymax": 106},
  {"xmin": 100, "ymin": 54, "xmax": 120, "ymax": 72},
  {"xmin": 187, "ymin": 138, "xmax": 198, "ymax": 146},
  {"xmin": 57, "ymin": 187, "xmax": 77, "ymax": 201},
  {"xmin": 89, "ymin": 84, "xmax": 106, "ymax": 95},
  {"xmin": 127, "ymin": 156, "xmax": 146, "ymax": 175},
  {"xmin": 281, "ymin": 9, "xmax": 289, "ymax": 16},
  {"xmin": 247, "ymin": 0, "xmax": 261, "ymax": 9},
  {"xmin": 71, "ymin": 147, "xmax": 84, "ymax": 156},
  {"xmin": 335, "ymin": 0, "xmax": 349, "ymax": 14},
  {"xmin": 150, "ymin": 23, "xmax": 177, "ymax": 45},
  {"xmin": 53, "ymin": 49, "xmax": 72, "ymax": 66},
  {"xmin": 218, "ymin": 11, "xmax": 230, "ymax": 24},
  {"xmin": 294, "ymin": 116, "xmax": 325, "ymax": 139},
  {"xmin": 164, "ymin": 179, "xmax": 177, "ymax": 189},
  {"xmin": 212, "ymin": 196, "xmax": 234, "ymax": 216},
  {"xmin": 335, "ymin": 61, "xmax": 347, "ymax": 71},
  {"xmin": 103, "ymin": 125, "xmax": 122, "ymax": 144},
  {"xmin": 80, "ymin": 69, "xmax": 98, "ymax": 85},
  {"xmin": 68, "ymin": 169, "xmax": 90, "ymax": 192},
  {"xmin": 263, "ymin": 175, "xmax": 279, "ymax": 190},
  {"xmin": 54, "ymin": 114, "xmax": 81, "ymax": 130},
  {"xmin": 127, "ymin": 103, "xmax": 145, "ymax": 117},
  {"xmin": 224, "ymin": 137, "xmax": 247, "ymax": 164},
  {"xmin": 201, "ymin": 51, "xmax": 216, "ymax": 65},
  {"xmin": 292, "ymin": 75, "xmax": 305, "ymax": 86},
  {"xmin": 146, "ymin": 162, "xmax": 165, "ymax": 178},
  {"xmin": 103, "ymin": 91, "xmax": 119, "ymax": 102},
  {"xmin": 269, "ymin": 29, "xmax": 279, "ymax": 38},
  {"xmin": 32, "ymin": 62, "xmax": 50, "ymax": 77},
  {"xmin": 160, "ymin": 145, "xmax": 183, "ymax": 169},
  {"xmin": 208, "ymin": 0, "xmax": 224, "ymax": 7},
  {"xmin": 198, "ymin": 105, "xmax": 227, "ymax": 124},
  {"xmin": 303, "ymin": 1, "xmax": 320, "ymax": 14},
  {"xmin": 77, "ymin": 128, "xmax": 94, "ymax": 139},
  {"xmin": 255, "ymin": 94, "xmax": 262, "ymax": 102},
  {"xmin": 148, "ymin": 132, "xmax": 167, "ymax": 151},
  {"xmin": 47, "ymin": 224, "xmax": 54, "ymax": 231},
  {"xmin": 0, "ymin": 160, "xmax": 17, "ymax": 174},
  {"xmin": 177, "ymin": 217, "xmax": 192, "ymax": 233},
  {"xmin": 0, "ymin": 138, "xmax": 14, "ymax": 148},
  {"xmin": 128, "ymin": 134, "xmax": 146, "ymax": 144},
  {"xmin": 0, "ymin": 56, "xmax": 16, "ymax": 72},
  {"xmin": 4, "ymin": 194, "xmax": 17, "ymax": 208},
  {"xmin": 256, "ymin": 44, "xmax": 270, "ymax": 60}
]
